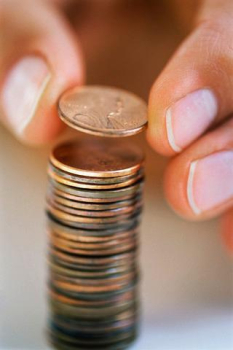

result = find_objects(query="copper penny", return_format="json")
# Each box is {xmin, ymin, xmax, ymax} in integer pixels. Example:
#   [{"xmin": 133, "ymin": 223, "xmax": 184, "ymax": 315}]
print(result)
[
  {"xmin": 47, "ymin": 196, "xmax": 142, "ymax": 218},
  {"xmin": 49, "ymin": 162, "xmax": 144, "ymax": 185},
  {"xmin": 50, "ymin": 248, "xmax": 137, "ymax": 266},
  {"xmin": 58, "ymin": 85, "xmax": 147, "ymax": 137},
  {"xmin": 48, "ymin": 192, "xmax": 142, "ymax": 211},
  {"xmin": 48, "ymin": 167, "xmax": 143, "ymax": 190},
  {"xmin": 50, "ymin": 187, "xmax": 140, "ymax": 203},
  {"xmin": 50, "ymin": 139, "xmax": 144, "ymax": 178}
]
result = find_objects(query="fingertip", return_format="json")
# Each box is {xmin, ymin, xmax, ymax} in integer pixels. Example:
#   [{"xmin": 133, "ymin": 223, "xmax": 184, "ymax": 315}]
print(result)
[
  {"xmin": 21, "ymin": 103, "xmax": 66, "ymax": 146},
  {"xmin": 0, "ymin": 0, "xmax": 85, "ymax": 146},
  {"xmin": 147, "ymin": 110, "xmax": 176, "ymax": 157},
  {"xmin": 163, "ymin": 155, "xmax": 196, "ymax": 221}
]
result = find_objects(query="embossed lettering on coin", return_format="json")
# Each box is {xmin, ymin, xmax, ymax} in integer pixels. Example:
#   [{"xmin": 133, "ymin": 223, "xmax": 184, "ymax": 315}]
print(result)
[{"xmin": 58, "ymin": 86, "xmax": 147, "ymax": 137}]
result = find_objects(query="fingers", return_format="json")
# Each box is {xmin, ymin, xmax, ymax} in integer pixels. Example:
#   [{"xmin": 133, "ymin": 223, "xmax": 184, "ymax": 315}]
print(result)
[
  {"xmin": 164, "ymin": 117, "xmax": 233, "ymax": 220},
  {"xmin": 147, "ymin": 0, "xmax": 233, "ymax": 156},
  {"xmin": 0, "ymin": 0, "xmax": 84, "ymax": 145}
]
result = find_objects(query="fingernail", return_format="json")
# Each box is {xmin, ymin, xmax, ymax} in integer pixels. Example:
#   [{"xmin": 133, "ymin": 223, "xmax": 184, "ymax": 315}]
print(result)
[
  {"xmin": 166, "ymin": 89, "xmax": 218, "ymax": 152},
  {"xmin": 2, "ymin": 56, "xmax": 51, "ymax": 136},
  {"xmin": 187, "ymin": 151, "xmax": 233, "ymax": 215}
]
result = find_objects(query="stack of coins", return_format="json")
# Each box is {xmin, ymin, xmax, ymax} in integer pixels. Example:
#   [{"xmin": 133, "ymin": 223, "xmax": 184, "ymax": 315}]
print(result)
[{"xmin": 46, "ymin": 138, "xmax": 145, "ymax": 350}]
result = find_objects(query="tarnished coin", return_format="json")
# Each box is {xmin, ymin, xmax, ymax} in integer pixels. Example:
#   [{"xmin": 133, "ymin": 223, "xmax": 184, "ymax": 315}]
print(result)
[
  {"xmin": 50, "ymin": 139, "xmax": 144, "ymax": 178},
  {"xmin": 49, "ymin": 248, "xmax": 137, "ymax": 267},
  {"xmin": 51, "ymin": 279, "xmax": 135, "ymax": 294},
  {"xmin": 48, "ymin": 180, "xmax": 143, "ymax": 200},
  {"xmin": 48, "ymin": 262, "xmax": 137, "ymax": 279},
  {"xmin": 46, "ymin": 113, "xmax": 144, "ymax": 350},
  {"xmin": 49, "ymin": 162, "xmax": 144, "ymax": 185},
  {"xmin": 47, "ymin": 196, "xmax": 142, "ymax": 218},
  {"xmin": 48, "ymin": 168, "xmax": 144, "ymax": 190},
  {"xmin": 52, "ymin": 272, "xmax": 137, "ymax": 287},
  {"xmin": 48, "ymin": 192, "xmax": 142, "ymax": 211},
  {"xmin": 49, "ymin": 230, "xmax": 138, "ymax": 246},
  {"xmin": 58, "ymin": 85, "xmax": 147, "ymax": 137},
  {"xmin": 49, "ymin": 256, "xmax": 137, "ymax": 273},
  {"xmin": 49, "ymin": 231, "xmax": 137, "ymax": 249},
  {"xmin": 48, "ymin": 214, "xmax": 141, "ymax": 231},
  {"xmin": 47, "ymin": 204, "xmax": 142, "ymax": 224},
  {"xmin": 52, "ymin": 315, "xmax": 137, "ymax": 335},
  {"xmin": 50, "ymin": 238, "xmax": 137, "ymax": 256},
  {"xmin": 50, "ymin": 299, "xmax": 136, "ymax": 320},
  {"xmin": 48, "ymin": 332, "xmax": 137, "ymax": 350},
  {"xmin": 49, "ymin": 289, "xmax": 136, "ymax": 307},
  {"xmin": 50, "ymin": 187, "xmax": 140, "ymax": 204},
  {"xmin": 48, "ymin": 217, "xmax": 139, "ymax": 237},
  {"xmin": 52, "ymin": 308, "xmax": 138, "ymax": 326},
  {"xmin": 52, "ymin": 308, "xmax": 138, "ymax": 329}
]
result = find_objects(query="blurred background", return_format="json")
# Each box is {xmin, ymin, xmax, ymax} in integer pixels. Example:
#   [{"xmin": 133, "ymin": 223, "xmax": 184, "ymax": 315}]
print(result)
[{"xmin": 1, "ymin": 1, "xmax": 233, "ymax": 349}]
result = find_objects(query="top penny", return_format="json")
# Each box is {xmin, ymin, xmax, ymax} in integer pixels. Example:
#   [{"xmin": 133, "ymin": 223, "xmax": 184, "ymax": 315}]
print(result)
[{"xmin": 58, "ymin": 86, "xmax": 148, "ymax": 137}]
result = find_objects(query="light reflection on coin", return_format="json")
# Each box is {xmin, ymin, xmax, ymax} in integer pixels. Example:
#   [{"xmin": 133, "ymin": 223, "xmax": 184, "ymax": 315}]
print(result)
[
  {"xmin": 58, "ymin": 86, "xmax": 147, "ymax": 137},
  {"xmin": 49, "ymin": 162, "xmax": 144, "ymax": 185},
  {"xmin": 50, "ymin": 139, "xmax": 144, "ymax": 178},
  {"xmin": 48, "ymin": 193, "xmax": 142, "ymax": 211},
  {"xmin": 48, "ymin": 168, "xmax": 143, "ymax": 190}
]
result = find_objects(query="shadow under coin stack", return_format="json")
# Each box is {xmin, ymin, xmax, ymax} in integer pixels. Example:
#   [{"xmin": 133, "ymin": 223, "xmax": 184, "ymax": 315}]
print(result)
[{"xmin": 46, "ymin": 139, "xmax": 145, "ymax": 350}]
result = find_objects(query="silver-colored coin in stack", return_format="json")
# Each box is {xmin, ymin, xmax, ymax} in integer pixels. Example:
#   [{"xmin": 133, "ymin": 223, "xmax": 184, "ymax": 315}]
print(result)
[{"xmin": 46, "ymin": 138, "xmax": 145, "ymax": 350}]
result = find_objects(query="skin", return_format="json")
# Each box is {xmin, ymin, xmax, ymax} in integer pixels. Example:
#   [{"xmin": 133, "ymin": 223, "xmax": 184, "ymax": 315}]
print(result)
[{"xmin": 1, "ymin": 0, "xmax": 233, "ymax": 253}]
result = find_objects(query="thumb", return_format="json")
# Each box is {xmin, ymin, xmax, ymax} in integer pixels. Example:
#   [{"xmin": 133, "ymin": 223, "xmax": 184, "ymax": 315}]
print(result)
[
  {"xmin": 0, "ymin": 0, "xmax": 84, "ymax": 145},
  {"xmin": 147, "ymin": 0, "xmax": 233, "ymax": 156}
]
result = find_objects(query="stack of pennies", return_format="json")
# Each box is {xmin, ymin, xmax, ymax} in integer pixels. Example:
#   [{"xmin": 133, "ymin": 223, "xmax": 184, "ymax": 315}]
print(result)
[{"xmin": 46, "ymin": 86, "xmax": 147, "ymax": 350}]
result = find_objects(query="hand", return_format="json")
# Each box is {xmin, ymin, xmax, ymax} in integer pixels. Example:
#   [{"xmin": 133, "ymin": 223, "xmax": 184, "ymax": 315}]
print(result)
[
  {"xmin": 0, "ymin": 0, "xmax": 84, "ymax": 144},
  {"xmin": 147, "ymin": 0, "xmax": 233, "ymax": 252},
  {"xmin": 1, "ymin": 0, "xmax": 233, "ymax": 252}
]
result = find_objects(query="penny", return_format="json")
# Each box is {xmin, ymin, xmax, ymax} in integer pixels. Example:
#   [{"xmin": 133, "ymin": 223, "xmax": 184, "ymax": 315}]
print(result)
[
  {"xmin": 49, "ymin": 248, "xmax": 137, "ymax": 267},
  {"xmin": 48, "ymin": 180, "xmax": 143, "ymax": 199},
  {"xmin": 47, "ymin": 197, "xmax": 142, "ymax": 218},
  {"xmin": 50, "ymin": 232, "xmax": 137, "ymax": 245},
  {"xmin": 49, "ymin": 162, "xmax": 144, "ymax": 185},
  {"xmin": 46, "ymin": 100, "xmax": 144, "ymax": 350},
  {"xmin": 48, "ymin": 331, "xmax": 137, "ymax": 349},
  {"xmin": 49, "ymin": 231, "xmax": 137, "ymax": 249},
  {"xmin": 50, "ymin": 238, "xmax": 137, "ymax": 256},
  {"xmin": 58, "ymin": 85, "xmax": 147, "ymax": 137},
  {"xmin": 47, "ymin": 204, "xmax": 142, "ymax": 223},
  {"xmin": 52, "ymin": 271, "xmax": 137, "ymax": 286},
  {"xmin": 48, "ymin": 217, "xmax": 139, "ymax": 237},
  {"xmin": 50, "ymin": 283, "xmax": 138, "ymax": 303},
  {"xmin": 49, "ymin": 264, "xmax": 137, "ymax": 280},
  {"xmin": 50, "ymin": 299, "xmax": 136, "ymax": 319},
  {"xmin": 53, "ymin": 308, "xmax": 138, "ymax": 325},
  {"xmin": 49, "ymin": 324, "xmax": 137, "ymax": 343},
  {"xmin": 49, "ymin": 258, "xmax": 137, "ymax": 273},
  {"xmin": 52, "ymin": 308, "xmax": 137, "ymax": 327},
  {"xmin": 49, "ymin": 232, "xmax": 137, "ymax": 248},
  {"xmin": 48, "ymin": 222, "xmax": 138, "ymax": 241},
  {"xmin": 49, "ymin": 216, "xmax": 141, "ymax": 231},
  {"xmin": 51, "ymin": 187, "xmax": 140, "ymax": 203},
  {"xmin": 49, "ymin": 289, "xmax": 136, "ymax": 307},
  {"xmin": 52, "ymin": 316, "xmax": 137, "ymax": 335},
  {"xmin": 48, "ymin": 167, "xmax": 144, "ymax": 190},
  {"xmin": 48, "ymin": 192, "xmax": 142, "ymax": 211},
  {"xmin": 51, "ymin": 280, "xmax": 135, "ymax": 294},
  {"xmin": 49, "ymin": 338, "xmax": 137, "ymax": 350},
  {"xmin": 50, "ymin": 139, "xmax": 144, "ymax": 178}
]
